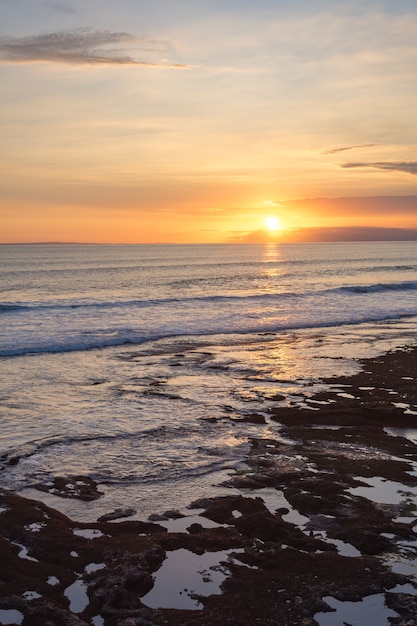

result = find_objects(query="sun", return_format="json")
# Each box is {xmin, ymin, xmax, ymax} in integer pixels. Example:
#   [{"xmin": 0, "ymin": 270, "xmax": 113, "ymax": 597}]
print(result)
[{"xmin": 263, "ymin": 216, "xmax": 282, "ymax": 231}]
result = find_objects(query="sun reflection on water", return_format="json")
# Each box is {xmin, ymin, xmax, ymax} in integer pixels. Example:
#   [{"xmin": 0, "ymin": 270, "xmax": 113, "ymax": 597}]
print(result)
[{"xmin": 260, "ymin": 242, "xmax": 287, "ymax": 292}]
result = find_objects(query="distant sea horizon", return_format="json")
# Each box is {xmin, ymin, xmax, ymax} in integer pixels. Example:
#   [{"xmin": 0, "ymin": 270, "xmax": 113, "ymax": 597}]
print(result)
[{"xmin": 3, "ymin": 224, "xmax": 417, "ymax": 245}]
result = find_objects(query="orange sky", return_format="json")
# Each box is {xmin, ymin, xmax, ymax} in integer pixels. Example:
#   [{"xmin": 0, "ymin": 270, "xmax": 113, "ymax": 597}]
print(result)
[{"xmin": 1, "ymin": 1, "xmax": 416, "ymax": 243}]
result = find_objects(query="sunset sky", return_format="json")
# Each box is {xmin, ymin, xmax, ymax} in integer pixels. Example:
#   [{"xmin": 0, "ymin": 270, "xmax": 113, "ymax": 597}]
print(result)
[{"xmin": 1, "ymin": 0, "xmax": 417, "ymax": 243}]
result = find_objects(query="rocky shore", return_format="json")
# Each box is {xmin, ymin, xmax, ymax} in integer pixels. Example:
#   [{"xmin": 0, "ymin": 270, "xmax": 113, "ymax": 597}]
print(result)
[{"xmin": 1, "ymin": 347, "xmax": 417, "ymax": 625}]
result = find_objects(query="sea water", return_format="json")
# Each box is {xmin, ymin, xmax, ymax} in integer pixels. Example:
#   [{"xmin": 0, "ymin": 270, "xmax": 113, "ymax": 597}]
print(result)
[{"xmin": 1, "ymin": 242, "xmax": 417, "ymax": 521}]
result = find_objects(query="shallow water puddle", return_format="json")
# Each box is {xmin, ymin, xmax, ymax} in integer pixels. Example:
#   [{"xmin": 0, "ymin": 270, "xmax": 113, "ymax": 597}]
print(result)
[
  {"xmin": 141, "ymin": 547, "xmax": 243, "ymax": 610},
  {"xmin": 330, "ymin": 538, "xmax": 361, "ymax": 557},
  {"xmin": 159, "ymin": 514, "xmax": 226, "ymax": 533},
  {"xmin": 385, "ymin": 426, "xmax": 417, "ymax": 445},
  {"xmin": 348, "ymin": 476, "xmax": 417, "ymax": 505},
  {"xmin": 314, "ymin": 593, "xmax": 398, "ymax": 626},
  {"xmin": 389, "ymin": 582, "xmax": 417, "ymax": 595},
  {"xmin": 12, "ymin": 541, "xmax": 38, "ymax": 562},
  {"xmin": 392, "ymin": 402, "xmax": 417, "ymax": 415},
  {"xmin": 23, "ymin": 591, "xmax": 41, "ymax": 600},
  {"xmin": 384, "ymin": 534, "xmax": 417, "ymax": 578},
  {"xmin": 73, "ymin": 528, "xmax": 104, "ymax": 539},
  {"xmin": 25, "ymin": 522, "xmax": 46, "ymax": 533},
  {"xmin": 85, "ymin": 562, "xmax": 105, "ymax": 574},
  {"xmin": 311, "ymin": 532, "xmax": 361, "ymax": 557},
  {"xmin": 64, "ymin": 578, "xmax": 89, "ymax": 613},
  {"xmin": 0, "ymin": 609, "xmax": 24, "ymax": 625},
  {"xmin": 245, "ymin": 488, "xmax": 310, "ymax": 527},
  {"xmin": 390, "ymin": 557, "xmax": 417, "ymax": 578}
]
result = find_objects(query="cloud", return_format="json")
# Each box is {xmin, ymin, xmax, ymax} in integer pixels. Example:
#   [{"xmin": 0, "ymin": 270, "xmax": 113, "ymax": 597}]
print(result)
[
  {"xmin": 0, "ymin": 28, "xmax": 190, "ymax": 68},
  {"xmin": 45, "ymin": 1, "xmax": 76, "ymax": 15},
  {"xmin": 342, "ymin": 162, "xmax": 417, "ymax": 175},
  {"xmin": 289, "ymin": 226, "xmax": 417, "ymax": 242},
  {"xmin": 231, "ymin": 226, "xmax": 417, "ymax": 243},
  {"xmin": 323, "ymin": 144, "xmax": 376, "ymax": 154},
  {"xmin": 262, "ymin": 196, "xmax": 417, "ymax": 219}
]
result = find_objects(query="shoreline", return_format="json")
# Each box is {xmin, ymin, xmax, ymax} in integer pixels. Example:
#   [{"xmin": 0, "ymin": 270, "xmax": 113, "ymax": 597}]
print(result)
[{"xmin": 1, "ymin": 346, "xmax": 417, "ymax": 625}]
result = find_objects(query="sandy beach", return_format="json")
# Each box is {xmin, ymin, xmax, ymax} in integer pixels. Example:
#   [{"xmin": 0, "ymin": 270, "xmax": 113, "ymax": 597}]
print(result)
[{"xmin": 1, "ymin": 345, "xmax": 416, "ymax": 625}]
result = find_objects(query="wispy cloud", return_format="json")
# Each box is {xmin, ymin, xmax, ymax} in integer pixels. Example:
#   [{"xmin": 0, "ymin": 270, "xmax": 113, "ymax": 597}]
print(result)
[
  {"xmin": 231, "ymin": 226, "xmax": 417, "ymax": 243},
  {"xmin": 324, "ymin": 144, "xmax": 376, "ymax": 155},
  {"xmin": 295, "ymin": 226, "xmax": 417, "ymax": 242},
  {"xmin": 342, "ymin": 162, "xmax": 417, "ymax": 175},
  {"xmin": 45, "ymin": 1, "xmax": 76, "ymax": 15},
  {"xmin": 0, "ymin": 28, "xmax": 190, "ymax": 68}
]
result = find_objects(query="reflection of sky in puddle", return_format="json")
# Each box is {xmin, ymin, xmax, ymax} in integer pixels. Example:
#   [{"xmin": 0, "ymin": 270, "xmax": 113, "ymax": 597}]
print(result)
[
  {"xmin": 384, "ymin": 534, "xmax": 417, "ymax": 578},
  {"xmin": 0, "ymin": 609, "xmax": 24, "ymax": 625},
  {"xmin": 159, "ymin": 514, "xmax": 226, "ymax": 533},
  {"xmin": 315, "ymin": 594, "xmax": 398, "ymax": 626},
  {"xmin": 64, "ymin": 579, "xmax": 89, "ymax": 613},
  {"xmin": 23, "ymin": 591, "xmax": 41, "ymax": 600},
  {"xmin": 243, "ymin": 487, "xmax": 310, "ymax": 527},
  {"xmin": 13, "ymin": 541, "xmax": 38, "ymax": 562},
  {"xmin": 329, "ymin": 538, "xmax": 361, "ymax": 557},
  {"xmin": 384, "ymin": 554, "xmax": 417, "ymax": 578},
  {"xmin": 348, "ymin": 476, "xmax": 417, "ymax": 505},
  {"xmin": 64, "ymin": 568, "xmax": 104, "ymax": 623},
  {"xmin": 392, "ymin": 402, "xmax": 417, "ymax": 415},
  {"xmin": 85, "ymin": 562, "xmax": 105, "ymax": 574},
  {"xmin": 389, "ymin": 582, "xmax": 417, "ymax": 595},
  {"xmin": 248, "ymin": 487, "xmax": 363, "ymax": 557},
  {"xmin": 312, "ymin": 532, "xmax": 361, "ymax": 557},
  {"xmin": 141, "ymin": 547, "xmax": 243, "ymax": 610},
  {"xmin": 384, "ymin": 427, "xmax": 417, "ymax": 444},
  {"xmin": 73, "ymin": 528, "xmax": 104, "ymax": 539}
]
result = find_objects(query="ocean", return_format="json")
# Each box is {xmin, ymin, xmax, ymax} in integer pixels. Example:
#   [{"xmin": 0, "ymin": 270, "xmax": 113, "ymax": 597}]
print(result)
[{"xmin": 1, "ymin": 241, "xmax": 417, "ymax": 521}]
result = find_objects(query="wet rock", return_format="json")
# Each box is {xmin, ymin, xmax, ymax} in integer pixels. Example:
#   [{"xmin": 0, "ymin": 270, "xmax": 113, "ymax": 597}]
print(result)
[
  {"xmin": 265, "ymin": 393, "xmax": 286, "ymax": 402},
  {"xmin": 162, "ymin": 509, "xmax": 185, "ymax": 519},
  {"xmin": 98, "ymin": 508, "xmax": 136, "ymax": 522},
  {"xmin": 147, "ymin": 509, "xmax": 184, "ymax": 522},
  {"xmin": 234, "ymin": 510, "xmax": 285, "ymax": 542},
  {"xmin": 337, "ymin": 528, "xmax": 394, "ymax": 555},
  {"xmin": 200, "ymin": 496, "xmax": 267, "ymax": 524},
  {"xmin": 222, "ymin": 475, "xmax": 265, "ymax": 489},
  {"xmin": 187, "ymin": 523, "xmax": 205, "ymax": 534},
  {"xmin": 2, "ymin": 346, "xmax": 417, "ymax": 625},
  {"xmin": 386, "ymin": 593, "xmax": 417, "ymax": 626},
  {"xmin": 147, "ymin": 513, "xmax": 167, "ymax": 521},
  {"xmin": 117, "ymin": 611, "xmax": 164, "ymax": 626},
  {"xmin": 33, "ymin": 475, "xmax": 104, "ymax": 501},
  {"xmin": 237, "ymin": 413, "xmax": 266, "ymax": 424}
]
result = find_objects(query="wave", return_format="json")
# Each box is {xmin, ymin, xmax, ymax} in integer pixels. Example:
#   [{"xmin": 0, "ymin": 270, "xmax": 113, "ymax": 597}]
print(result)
[
  {"xmin": 0, "ymin": 423, "xmax": 229, "ymax": 470},
  {"xmin": 0, "ymin": 433, "xmax": 121, "ymax": 467},
  {"xmin": 2, "ymin": 311, "xmax": 416, "ymax": 358},
  {"xmin": 0, "ymin": 293, "xmax": 300, "ymax": 315},
  {"xmin": 0, "ymin": 304, "xmax": 28, "ymax": 313},
  {"xmin": 337, "ymin": 280, "xmax": 417, "ymax": 294},
  {"xmin": 0, "ymin": 426, "xmax": 172, "ymax": 466},
  {"xmin": 361, "ymin": 264, "xmax": 417, "ymax": 273},
  {"xmin": 2, "ymin": 280, "xmax": 417, "ymax": 315}
]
